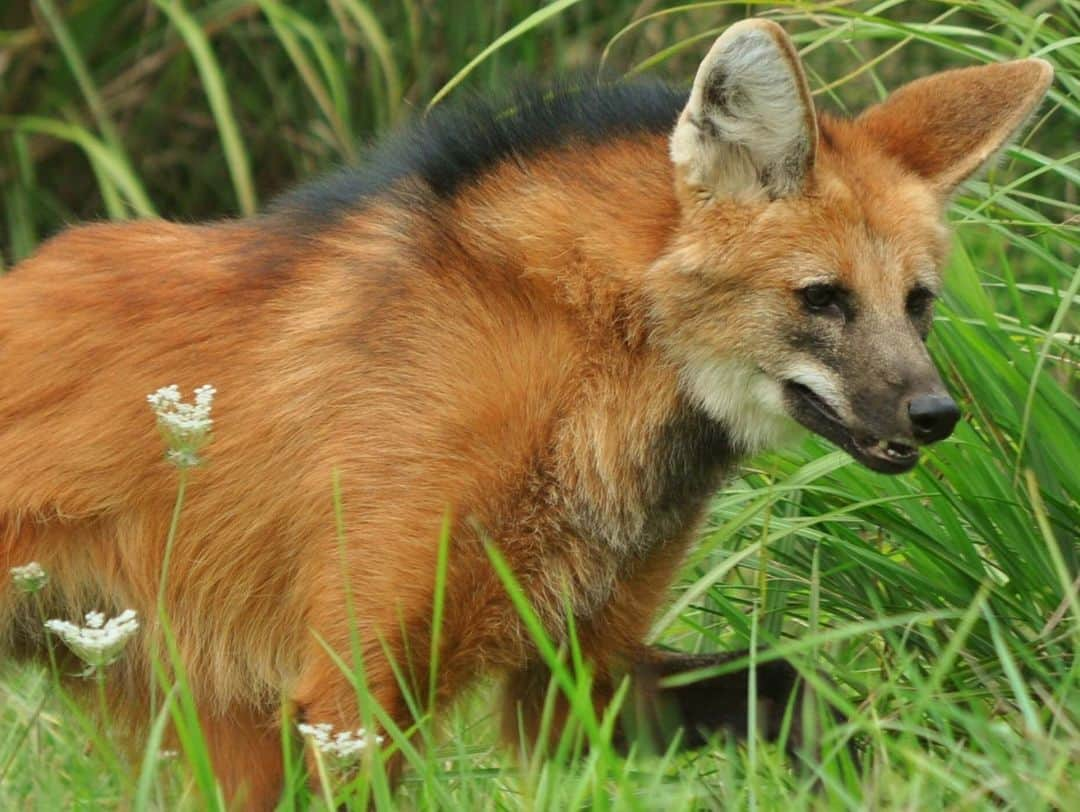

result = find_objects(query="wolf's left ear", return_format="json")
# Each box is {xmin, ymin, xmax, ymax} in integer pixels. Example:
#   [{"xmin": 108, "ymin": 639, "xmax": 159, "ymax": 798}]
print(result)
[
  {"xmin": 857, "ymin": 59, "xmax": 1053, "ymax": 195},
  {"xmin": 670, "ymin": 20, "xmax": 817, "ymax": 201}
]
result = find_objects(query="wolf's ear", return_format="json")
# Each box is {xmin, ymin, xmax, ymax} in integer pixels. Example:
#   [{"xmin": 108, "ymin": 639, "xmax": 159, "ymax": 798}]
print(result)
[
  {"xmin": 857, "ymin": 59, "xmax": 1053, "ymax": 195},
  {"xmin": 670, "ymin": 19, "xmax": 817, "ymax": 201}
]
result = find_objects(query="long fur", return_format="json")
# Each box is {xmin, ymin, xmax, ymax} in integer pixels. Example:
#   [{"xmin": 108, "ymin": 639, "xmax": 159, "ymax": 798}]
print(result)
[{"xmin": 0, "ymin": 19, "xmax": 1052, "ymax": 806}]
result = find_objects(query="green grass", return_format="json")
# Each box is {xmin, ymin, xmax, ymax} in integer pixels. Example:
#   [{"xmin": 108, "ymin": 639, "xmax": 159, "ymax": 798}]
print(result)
[{"xmin": 1, "ymin": 1, "xmax": 1078, "ymax": 809}]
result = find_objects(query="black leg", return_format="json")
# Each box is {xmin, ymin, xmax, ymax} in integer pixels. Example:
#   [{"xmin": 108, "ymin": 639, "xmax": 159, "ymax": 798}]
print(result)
[{"xmin": 618, "ymin": 649, "xmax": 804, "ymax": 753}]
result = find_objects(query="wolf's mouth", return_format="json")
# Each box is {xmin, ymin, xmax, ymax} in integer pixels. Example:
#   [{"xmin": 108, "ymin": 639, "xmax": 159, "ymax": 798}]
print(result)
[{"xmin": 782, "ymin": 381, "xmax": 919, "ymax": 474}]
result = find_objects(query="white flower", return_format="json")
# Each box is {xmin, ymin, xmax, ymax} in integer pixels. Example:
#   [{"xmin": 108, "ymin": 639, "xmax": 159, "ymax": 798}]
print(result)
[
  {"xmin": 147, "ymin": 384, "xmax": 216, "ymax": 468},
  {"xmin": 298, "ymin": 721, "xmax": 384, "ymax": 771},
  {"xmin": 45, "ymin": 609, "xmax": 139, "ymax": 674},
  {"xmin": 10, "ymin": 561, "xmax": 48, "ymax": 593},
  {"xmin": 165, "ymin": 449, "xmax": 202, "ymax": 468}
]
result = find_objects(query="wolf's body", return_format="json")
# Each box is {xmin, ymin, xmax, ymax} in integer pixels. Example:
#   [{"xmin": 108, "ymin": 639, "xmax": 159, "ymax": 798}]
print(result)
[{"xmin": 0, "ymin": 20, "xmax": 1051, "ymax": 807}]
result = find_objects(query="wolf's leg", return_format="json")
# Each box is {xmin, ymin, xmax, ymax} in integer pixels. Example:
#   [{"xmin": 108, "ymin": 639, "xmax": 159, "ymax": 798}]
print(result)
[
  {"xmin": 198, "ymin": 704, "xmax": 285, "ymax": 811},
  {"xmin": 500, "ymin": 649, "xmax": 803, "ymax": 757},
  {"xmin": 499, "ymin": 660, "xmax": 615, "ymax": 755},
  {"xmin": 291, "ymin": 624, "xmax": 416, "ymax": 792},
  {"xmin": 619, "ymin": 648, "xmax": 804, "ymax": 752}
]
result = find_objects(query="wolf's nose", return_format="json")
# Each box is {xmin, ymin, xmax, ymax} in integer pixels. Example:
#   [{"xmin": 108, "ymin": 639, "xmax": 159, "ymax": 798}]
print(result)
[{"xmin": 907, "ymin": 394, "xmax": 960, "ymax": 443}]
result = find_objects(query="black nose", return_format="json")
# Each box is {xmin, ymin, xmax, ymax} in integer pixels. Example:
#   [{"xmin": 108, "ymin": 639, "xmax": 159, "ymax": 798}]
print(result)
[{"xmin": 908, "ymin": 394, "xmax": 960, "ymax": 443}]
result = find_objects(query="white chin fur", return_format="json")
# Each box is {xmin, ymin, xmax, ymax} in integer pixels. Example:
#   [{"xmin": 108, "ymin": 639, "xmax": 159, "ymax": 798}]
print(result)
[{"xmin": 681, "ymin": 358, "xmax": 802, "ymax": 455}]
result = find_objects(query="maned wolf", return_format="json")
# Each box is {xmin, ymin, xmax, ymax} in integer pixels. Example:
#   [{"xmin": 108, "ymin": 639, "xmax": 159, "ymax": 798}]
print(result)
[{"xmin": 0, "ymin": 18, "xmax": 1052, "ymax": 807}]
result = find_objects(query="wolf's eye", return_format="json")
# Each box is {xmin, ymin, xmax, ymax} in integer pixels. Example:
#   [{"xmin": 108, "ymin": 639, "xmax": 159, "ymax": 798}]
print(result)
[
  {"xmin": 906, "ymin": 286, "xmax": 936, "ymax": 318},
  {"xmin": 799, "ymin": 283, "xmax": 844, "ymax": 314}
]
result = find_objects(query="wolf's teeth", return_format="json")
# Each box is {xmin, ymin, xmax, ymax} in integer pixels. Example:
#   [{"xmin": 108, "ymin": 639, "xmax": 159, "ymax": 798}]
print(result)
[{"xmin": 876, "ymin": 439, "xmax": 889, "ymax": 452}]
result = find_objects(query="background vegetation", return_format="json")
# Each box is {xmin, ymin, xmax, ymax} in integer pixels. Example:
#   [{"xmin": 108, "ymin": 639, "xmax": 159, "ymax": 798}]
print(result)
[{"xmin": 1, "ymin": 0, "xmax": 1077, "ymax": 809}]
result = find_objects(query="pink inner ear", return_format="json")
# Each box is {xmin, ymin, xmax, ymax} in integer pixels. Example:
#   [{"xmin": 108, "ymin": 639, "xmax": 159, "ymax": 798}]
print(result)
[{"xmin": 853, "ymin": 59, "xmax": 1053, "ymax": 192}]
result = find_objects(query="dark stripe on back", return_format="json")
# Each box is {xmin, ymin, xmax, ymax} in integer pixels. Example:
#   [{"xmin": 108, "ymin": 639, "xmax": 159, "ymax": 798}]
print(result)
[{"xmin": 269, "ymin": 78, "xmax": 687, "ymax": 224}]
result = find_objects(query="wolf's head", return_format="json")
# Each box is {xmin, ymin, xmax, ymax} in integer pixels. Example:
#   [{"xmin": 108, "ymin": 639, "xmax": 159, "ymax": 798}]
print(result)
[{"xmin": 650, "ymin": 19, "xmax": 1052, "ymax": 473}]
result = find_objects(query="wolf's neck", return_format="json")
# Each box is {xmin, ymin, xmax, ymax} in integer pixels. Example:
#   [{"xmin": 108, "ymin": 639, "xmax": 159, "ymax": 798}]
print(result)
[
  {"xmin": 441, "ymin": 135, "xmax": 738, "ymax": 554},
  {"xmin": 631, "ymin": 397, "xmax": 737, "ymax": 551},
  {"xmin": 554, "ymin": 355, "xmax": 740, "ymax": 559},
  {"xmin": 446, "ymin": 133, "xmax": 680, "ymax": 323}
]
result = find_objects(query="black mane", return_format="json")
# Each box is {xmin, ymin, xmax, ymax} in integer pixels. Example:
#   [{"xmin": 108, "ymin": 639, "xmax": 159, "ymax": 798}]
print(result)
[{"xmin": 269, "ymin": 78, "xmax": 687, "ymax": 223}]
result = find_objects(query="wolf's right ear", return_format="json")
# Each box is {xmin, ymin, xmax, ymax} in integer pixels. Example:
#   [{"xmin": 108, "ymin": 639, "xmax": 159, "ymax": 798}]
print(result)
[{"xmin": 670, "ymin": 20, "xmax": 817, "ymax": 202}]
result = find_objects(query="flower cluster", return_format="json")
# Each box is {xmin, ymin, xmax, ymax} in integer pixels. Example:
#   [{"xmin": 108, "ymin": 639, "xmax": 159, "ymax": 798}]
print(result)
[
  {"xmin": 10, "ymin": 561, "xmax": 48, "ymax": 593},
  {"xmin": 45, "ymin": 609, "xmax": 139, "ymax": 675},
  {"xmin": 298, "ymin": 722, "xmax": 385, "ymax": 772},
  {"xmin": 147, "ymin": 384, "xmax": 216, "ymax": 468}
]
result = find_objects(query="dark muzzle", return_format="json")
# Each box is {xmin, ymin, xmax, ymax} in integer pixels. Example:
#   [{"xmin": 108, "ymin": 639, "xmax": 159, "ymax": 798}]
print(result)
[{"xmin": 907, "ymin": 394, "xmax": 960, "ymax": 443}]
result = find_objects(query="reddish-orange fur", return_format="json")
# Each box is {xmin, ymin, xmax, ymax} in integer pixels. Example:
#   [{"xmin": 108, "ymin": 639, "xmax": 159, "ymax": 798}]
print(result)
[{"xmin": 0, "ymin": 20, "xmax": 1052, "ymax": 808}]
